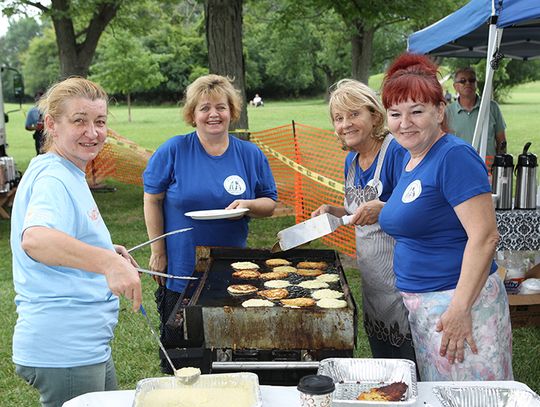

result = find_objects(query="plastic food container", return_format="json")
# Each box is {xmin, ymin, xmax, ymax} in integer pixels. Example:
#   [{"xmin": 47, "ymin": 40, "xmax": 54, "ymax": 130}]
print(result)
[
  {"xmin": 433, "ymin": 385, "xmax": 540, "ymax": 407},
  {"xmin": 132, "ymin": 372, "xmax": 262, "ymax": 407},
  {"xmin": 317, "ymin": 358, "xmax": 418, "ymax": 406}
]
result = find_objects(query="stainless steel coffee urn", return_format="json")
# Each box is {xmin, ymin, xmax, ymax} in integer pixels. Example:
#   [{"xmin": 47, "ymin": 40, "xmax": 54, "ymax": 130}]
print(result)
[
  {"xmin": 514, "ymin": 142, "xmax": 538, "ymax": 209},
  {"xmin": 491, "ymin": 153, "xmax": 514, "ymax": 210}
]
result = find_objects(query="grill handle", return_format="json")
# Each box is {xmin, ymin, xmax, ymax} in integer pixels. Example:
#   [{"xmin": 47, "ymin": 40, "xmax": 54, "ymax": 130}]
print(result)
[{"xmin": 212, "ymin": 361, "xmax": 320, "ymax": 370}]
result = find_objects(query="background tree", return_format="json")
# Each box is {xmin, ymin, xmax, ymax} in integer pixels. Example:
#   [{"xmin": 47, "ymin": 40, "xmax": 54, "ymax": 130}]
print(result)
[
  {"xmin": 90, "ymin": 31, "xmax": 165, "ymax": 122},
  {"xmin": 205, "ymin": 0, "xmax": 248, "ymax": 130},
  {"xmin": 1, "ymin": 0, "xmax": 127, "ymax": 77}
]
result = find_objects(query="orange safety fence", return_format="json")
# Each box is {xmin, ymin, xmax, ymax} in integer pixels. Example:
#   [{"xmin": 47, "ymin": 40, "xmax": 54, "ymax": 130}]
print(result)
[{"xmin": 86, "ymin": 123, "xmax": 356, "ymax": 257}]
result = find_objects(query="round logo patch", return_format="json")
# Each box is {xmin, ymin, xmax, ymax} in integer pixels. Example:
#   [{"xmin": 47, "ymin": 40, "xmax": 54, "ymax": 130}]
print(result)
[
  {"xmin": 224, "ymin": 175, "xmax": 246, "ymax": 196},
  {"xmin": 402, "ymin": 180, "xmax": 422, "ymax": 203}
]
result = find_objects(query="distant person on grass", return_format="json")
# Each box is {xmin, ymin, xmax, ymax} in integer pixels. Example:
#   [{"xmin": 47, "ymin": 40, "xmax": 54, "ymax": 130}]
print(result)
[
  {"xmin": 11, "ymin": 77, "xmax": 142, "ymax": 407},
  {"xmin": 251, "ymin": 93, "xmax": 264, "ymax": 107},
  {"xmin": 143, "ymin": 74, "xmax": 277, "ymax": 374},
  {"xmin": 25, "ymin": 91, "xmax": 45, "ymax": 155}
]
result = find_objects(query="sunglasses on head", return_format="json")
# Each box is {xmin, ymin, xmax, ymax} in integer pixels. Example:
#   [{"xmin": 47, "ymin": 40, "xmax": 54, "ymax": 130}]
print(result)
[{"xmin": 455, "ymin": 78, "xmax": 477, "ymax": 84}]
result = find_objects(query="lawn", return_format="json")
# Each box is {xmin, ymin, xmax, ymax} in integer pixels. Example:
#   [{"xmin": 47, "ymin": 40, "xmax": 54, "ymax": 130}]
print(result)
[{"xmin": 1, "ymin": 82, "xmax": 540, "ymax": 406}]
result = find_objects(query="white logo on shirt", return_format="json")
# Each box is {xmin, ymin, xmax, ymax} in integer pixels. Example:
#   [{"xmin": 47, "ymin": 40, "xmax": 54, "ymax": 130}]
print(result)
[
  {"xmin": 224, "ymin": 175, "xmax": 246, "ymax": 196},
  {"xmin": 366, "ymin": 179, "xmax": 383, "ymax": 198},
  {"xmin": 402, "ymin": 180, "xmax": 422, "ymax": 203}
]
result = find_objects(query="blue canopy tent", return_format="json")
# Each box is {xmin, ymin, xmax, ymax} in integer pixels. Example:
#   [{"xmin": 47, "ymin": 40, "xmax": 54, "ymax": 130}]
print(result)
[{"xmin": 408, "ymin": 0, "xmax": 540, "ymax": 159}]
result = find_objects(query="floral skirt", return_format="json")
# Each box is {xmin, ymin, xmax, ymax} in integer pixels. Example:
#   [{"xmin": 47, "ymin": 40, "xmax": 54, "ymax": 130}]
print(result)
[{"xmin": 401, "ymin": 273, "xmax": 513, "ymax": 381}]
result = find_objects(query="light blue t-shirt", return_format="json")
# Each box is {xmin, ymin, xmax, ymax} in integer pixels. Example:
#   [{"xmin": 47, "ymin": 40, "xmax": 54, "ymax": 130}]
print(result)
[
  {"xmin": 11, "ymin": 153, "xmax": 119, "ymax": 368},
  {"xmin": 143, "ymin": 132, "xmax": 277, "ymax": 293},
  {"xmin": 379, "ymin": 135, "xmax": 496, "ymax": 293}
]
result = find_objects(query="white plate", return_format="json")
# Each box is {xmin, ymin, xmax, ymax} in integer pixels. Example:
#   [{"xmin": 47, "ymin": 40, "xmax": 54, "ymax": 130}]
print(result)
[{"xmin": 184, "ymin": 208, "xmax": 249, "ymax": 220}]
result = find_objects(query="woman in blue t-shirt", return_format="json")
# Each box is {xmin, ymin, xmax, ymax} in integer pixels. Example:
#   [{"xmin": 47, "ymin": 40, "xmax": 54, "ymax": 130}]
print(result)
[
  {"xmin": 143, "ymin": 74, "xmax": 277, "ymax": 373},
  {"xmin": 312, "ymin": 79, "xmax": 416, "ymax": 365},
  {"xmin": 379, "ymin": 54, "xmax": 512, "ymax": 381}
]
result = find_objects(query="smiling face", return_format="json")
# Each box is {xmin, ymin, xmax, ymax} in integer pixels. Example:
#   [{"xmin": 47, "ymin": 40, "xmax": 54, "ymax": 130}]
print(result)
[
  {"xmin": 386, "ymin": 99, "xmax": 445, "ymax": 156},
  {"xmin": 46, "ymin": 97, "xmax": 108, "ymax": 170},
  {"xmin": 332, "ymin": 107, "xmax": 376, "ymax": 151},
  {"xmin": 193, "ymin": 95, "xmax": 231, "ymax": 139}
]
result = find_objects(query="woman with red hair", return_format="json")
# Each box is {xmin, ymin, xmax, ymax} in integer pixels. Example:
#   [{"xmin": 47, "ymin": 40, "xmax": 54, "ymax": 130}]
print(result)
[{"xmin": 379, "ymin": 53, "xmax": 512, "ymax": 381}]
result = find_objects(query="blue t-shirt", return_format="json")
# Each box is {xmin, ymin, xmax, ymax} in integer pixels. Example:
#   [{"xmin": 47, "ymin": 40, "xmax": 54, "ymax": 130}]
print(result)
[
  {"xmin": 11, "ymin": 153, "xmax": 119, "ymax": 368},
  {"xmin": 344, "ymin": 138, "xmax": 406, "ymax": 201},
  {"xmin": 143, "ymin": 132, "xmax": 277, "ymax": 293},
  {"xmin": 379, "ymin": 135, "xmax": 496, "ymax": 293}
]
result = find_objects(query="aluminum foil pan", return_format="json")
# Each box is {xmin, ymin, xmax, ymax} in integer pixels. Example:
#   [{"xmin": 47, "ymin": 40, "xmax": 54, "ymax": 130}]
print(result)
[
  {"xmin": 433, "ymin": 386, "xmax": 540, "ymax": 407},
  {"xmin": 317, "ymin": 358, "xmax": 418, "ymax": 406},
  {"xmin": 132, "ymin": 372, "xmax": 262, "ymax": 407}
]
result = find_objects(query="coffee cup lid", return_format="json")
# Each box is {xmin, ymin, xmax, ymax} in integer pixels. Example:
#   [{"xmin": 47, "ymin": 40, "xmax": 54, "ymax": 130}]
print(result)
[{"xmin": 297, "ymin": 374, "xmax": 335, "ymax": 395}]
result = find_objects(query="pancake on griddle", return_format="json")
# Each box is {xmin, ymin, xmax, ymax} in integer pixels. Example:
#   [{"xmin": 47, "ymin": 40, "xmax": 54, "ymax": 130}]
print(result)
[
  {"xmin": 316, "ymin": 274, "xmax": 340, "ymax": 283},
  {"xmin": 227, "ymin": 284, "xmax": 258, "ymax": 295},
  {"xmin": 311, "ymin": 288, "xmax": 344, "ymax": 300},
  {"xmin": 316, "ymin": 298, "xmax": 347, "ymax": 308},
  {"xmin": 259, "ymin": 270, "xmax": 289, "ymax": 280},
  {"xmin": 296, "ymin": 268, "xmax": 324, "ymax": 277},
  {"xmin": 232, "ymin": 269, "xmax": 261, "ymax": 279},
  {"xmin": 257, "ymin": 288, "xmax": 289, "ymax": 300},
  {"xmin": 298, "ymin": 280, "xmax": 329, "ymax": 289},
  {"xmin": 265, "ymin": 258, "xmax": 291, "ymax": 267},
  {"xmin": 281, "ymin": 298, "xmax": 316, "ymax": 308},
  {"xmin": 230, "ymin": 261, "xmax": 260, "ymax": 271},
  {"xmin": 242, "ymin": 298, "xmax": 274, "ymax": 307},
  {"xmin": 272, "ymin": 265, "xmax": 297, "ymax": 274},
  {"xmin": 264, "ymin": 280, "xmax": 291, "ymax": 289},
  {"xmin": 296, "ymin": 261, "xmax": 328, "ymax": 270}
]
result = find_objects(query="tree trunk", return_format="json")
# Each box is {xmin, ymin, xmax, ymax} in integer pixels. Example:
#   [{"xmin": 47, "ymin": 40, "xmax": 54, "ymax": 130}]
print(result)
[
  {"xmin": 205, "ymin": 0, "xmax": 248, "ymax": 130},
  {"xmin": 127, "ymin": 93, "xmax": 132, "ymax": 123},
  {"xmin": 351, "ymin": 19, "xmax": 375, "ymax": 85},
  {"xmin": 50, "ymin": 0, "xmax": 120, "ymax": 77}
]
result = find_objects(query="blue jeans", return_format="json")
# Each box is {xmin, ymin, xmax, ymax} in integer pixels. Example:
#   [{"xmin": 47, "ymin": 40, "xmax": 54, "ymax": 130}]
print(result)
[{"xmin": 15, "ymin": 357, "xmax": 117, "ymax": 407}]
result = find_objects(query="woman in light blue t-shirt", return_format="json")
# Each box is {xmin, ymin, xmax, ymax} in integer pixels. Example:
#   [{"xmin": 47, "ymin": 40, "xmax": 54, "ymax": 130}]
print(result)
[
  {"xmin": 11, "ymin": 78, "xmax": 142, "ymax": 407},
  {"xmin": 379, "ymin": 53, "xmax": 512, "ymax": 382}
]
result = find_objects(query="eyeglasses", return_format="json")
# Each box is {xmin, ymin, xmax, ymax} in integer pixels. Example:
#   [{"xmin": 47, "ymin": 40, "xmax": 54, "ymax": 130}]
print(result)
[{"xmin": 455, "ymin": 78, "xmax": 477, "ymax": 84}]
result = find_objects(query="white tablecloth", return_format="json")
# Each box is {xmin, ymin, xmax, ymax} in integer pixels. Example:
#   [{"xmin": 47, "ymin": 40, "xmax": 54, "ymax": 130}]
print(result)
[{"xmin": 63, "ymin": 381, "xmax": 534, "ymax": 406}]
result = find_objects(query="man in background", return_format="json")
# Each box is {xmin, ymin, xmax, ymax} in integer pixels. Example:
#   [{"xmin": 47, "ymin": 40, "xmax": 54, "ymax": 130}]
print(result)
[
  {"xmin": 446, "ymin": 67, "xmax": 507, "ymax": 165},
  {"xmin": 25, "ymin": 91, "xmax": 45, "ymax": 155}
]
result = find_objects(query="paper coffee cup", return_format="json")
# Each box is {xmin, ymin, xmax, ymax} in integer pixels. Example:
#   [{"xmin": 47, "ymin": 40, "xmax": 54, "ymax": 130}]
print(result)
[{"xmin": 297, "ymin": 374, "xmax": 335, "ymax": 407}]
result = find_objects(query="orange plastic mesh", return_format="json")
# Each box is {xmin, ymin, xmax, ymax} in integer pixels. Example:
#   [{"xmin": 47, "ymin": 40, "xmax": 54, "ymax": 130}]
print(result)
[{"xmin": 86, "ymin": 123, "xmax": 356, "ymax": 257}]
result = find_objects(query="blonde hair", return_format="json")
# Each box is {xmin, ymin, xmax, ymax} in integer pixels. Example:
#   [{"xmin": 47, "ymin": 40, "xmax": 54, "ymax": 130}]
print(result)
[
  {"xmin": 182, "ymin": 74, "xmax": 242, "ymax": 126},
  {"xmin": 328, "ymin": 79, "xmax": 387, "ymax": 150},
  {"xmin": 38, "ymin": 77, "xmax": 108, "ymax": 152}
]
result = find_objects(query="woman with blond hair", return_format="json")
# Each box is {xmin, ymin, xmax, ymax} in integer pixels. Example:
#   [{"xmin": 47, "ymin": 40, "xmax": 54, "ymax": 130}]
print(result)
[
  {"xmin": 143, "ymin": 74, "xmax": 277, "ymax": 373},
  {"xmin": 11, "ymin": 77, "xmax": 142, "ymax": 407},
  {"xmin": 313, "ymin": 79, "xmax": 416, "ymax": 364}
]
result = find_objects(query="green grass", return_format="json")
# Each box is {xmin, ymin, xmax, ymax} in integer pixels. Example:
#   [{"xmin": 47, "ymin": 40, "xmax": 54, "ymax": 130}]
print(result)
[{"xmin": 1, "ymin": 82, "xmax": 540, "ymax": 405}]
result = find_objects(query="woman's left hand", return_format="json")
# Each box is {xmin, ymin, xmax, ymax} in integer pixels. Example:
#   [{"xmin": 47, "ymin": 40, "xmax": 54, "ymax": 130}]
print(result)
[
  {"xmin": 114, "ymin": 244, "xmax": 139, "ymax": 268},
  {"xmin": 436, "ymin": 306, "xmax": 478, "ymax": 364}
]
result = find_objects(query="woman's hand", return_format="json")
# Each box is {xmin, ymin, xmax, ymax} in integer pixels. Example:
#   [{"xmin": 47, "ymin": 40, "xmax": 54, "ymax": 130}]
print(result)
[
  {"xmin": 114, "ymin": 244, "xmax": 139, "ymax": 267},
  {"xmin": 436, "ymin": 306, "xmax": 478, "ymax": 364},
  {"xmin": 149, "ymin": 251, "xmax": 168, "ymax": 286},
  {"xmin": 349, "ymin": 199, "xmax": 385, "ymax": 226},
  {"xmin": 311, "ymin": 205, "xmax": 348, "ymax": 218},
  {"xmin": 104, "ymin": 254, "xmax": 142, "ymax": 312}
]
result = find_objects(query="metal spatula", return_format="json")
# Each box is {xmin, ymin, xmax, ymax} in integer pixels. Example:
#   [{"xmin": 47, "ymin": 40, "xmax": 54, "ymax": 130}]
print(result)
[{"xmin": 275, "ymin": 213, "xmax": 354, "ymax": 251}]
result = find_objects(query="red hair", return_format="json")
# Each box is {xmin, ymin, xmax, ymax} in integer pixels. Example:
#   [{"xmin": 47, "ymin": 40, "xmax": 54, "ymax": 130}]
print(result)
[{"xmin": 381, "ymin": 53, "xmax": 448, "ymax": 132}]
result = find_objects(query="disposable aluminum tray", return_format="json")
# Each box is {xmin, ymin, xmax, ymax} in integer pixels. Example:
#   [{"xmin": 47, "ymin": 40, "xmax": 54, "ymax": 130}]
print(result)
[
  {"xmin": 132, "ymin": 372, "xmax": 262, "ymax": 407},
  {"xmin": 317, "ymin": 358, "xmax": 418, "ymax": 406},
  {"xmin": 433, "ymin": 386, "xmax": 540, "ymax": 407}
]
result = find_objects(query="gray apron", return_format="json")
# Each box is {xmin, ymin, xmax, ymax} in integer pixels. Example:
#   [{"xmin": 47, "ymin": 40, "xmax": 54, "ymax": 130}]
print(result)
[{"xmin": 344, "ymin": 134, "xmax": 411, "ymax": 347}]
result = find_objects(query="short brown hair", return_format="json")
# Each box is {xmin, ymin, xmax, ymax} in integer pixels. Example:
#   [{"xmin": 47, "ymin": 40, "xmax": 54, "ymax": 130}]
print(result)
[
  {"xmin": 182, "ymin": 74, "xmax": 242, "ymax": 126},
  {"xmin": 38, "ymin": 77, "xmax": 108, "ymax": 152},
  {"xmin": 453, "ymin": 67, "xmax": 476, "ymax": 82}
]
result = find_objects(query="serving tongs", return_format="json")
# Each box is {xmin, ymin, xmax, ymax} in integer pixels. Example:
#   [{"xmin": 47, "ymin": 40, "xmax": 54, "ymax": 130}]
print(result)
[{"xmin": 136, "ymin": 268, "xmax": 198, "ymax": 281}]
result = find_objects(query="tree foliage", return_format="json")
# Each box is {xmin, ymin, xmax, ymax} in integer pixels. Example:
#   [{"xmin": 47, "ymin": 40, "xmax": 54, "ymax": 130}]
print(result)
[{"xmin": 90, "ymin": 30, "xmax": 165, "ymax": 121}]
